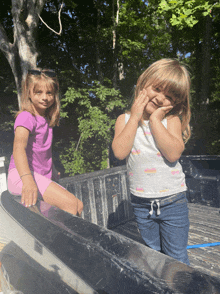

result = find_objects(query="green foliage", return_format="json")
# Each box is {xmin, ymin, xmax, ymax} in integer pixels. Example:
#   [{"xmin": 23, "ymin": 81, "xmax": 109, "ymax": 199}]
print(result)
[
  {"xmin": 1, "ymin": 0, "xmax": 220, "ymax": 169},
  {"xmin": 60, "ymin": 80, "xmax": 127, "ymax": 175},
  {"xmin": 115, "ymin": 0, "xmax": 174, "ymax": 94},
  {"xmin": 157, "ymin": 0, "xmax": 218, "ymax": 28}
]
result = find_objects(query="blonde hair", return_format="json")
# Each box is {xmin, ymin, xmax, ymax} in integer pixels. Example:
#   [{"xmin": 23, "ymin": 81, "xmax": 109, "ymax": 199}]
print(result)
[
  {"xmin": 17, "ymin": 69, "xmax": 60, "ymax": 127},
  {"xmin": 132, "ymin": 58, "xmax": 191, "ymax": 142}
]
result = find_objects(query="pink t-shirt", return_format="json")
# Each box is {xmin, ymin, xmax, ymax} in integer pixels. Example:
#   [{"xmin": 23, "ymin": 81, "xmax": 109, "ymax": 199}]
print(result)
[{"xmin": 9, "ymin": 111, "xmax": 53, "ymax": 179}]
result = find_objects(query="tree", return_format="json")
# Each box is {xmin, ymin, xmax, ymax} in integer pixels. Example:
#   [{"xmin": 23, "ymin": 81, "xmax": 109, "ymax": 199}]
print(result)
[
  {"xmin": 157, "ymin": 0, "xmax": 220, "ymax": 155},
  {"xmin": 60, "ymin": 79, "xmax": 126, "ymax": 174},
  {"xmin": 55, "ymin": 0, "xmax": 177, "ymax": 174},
  {"xmin": 157, "ymin": 0, "xmax": 219, "ymax": 29},
  {"xmin": 0, "ymin": 0, "xmax": 65, "ymax": 108},
  {"xmin": 0, "ymin": 0, "xmax": 50, "ymax": 107},
  {"xmin": 1, "ymin": 0, "xmax": 219, "ymax": 171}
]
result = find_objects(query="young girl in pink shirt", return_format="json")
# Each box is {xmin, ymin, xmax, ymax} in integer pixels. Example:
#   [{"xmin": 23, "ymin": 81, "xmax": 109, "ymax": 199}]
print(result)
[{"xmin": 7, "ymin": 69, "xmax": 83, "ymax": 216}]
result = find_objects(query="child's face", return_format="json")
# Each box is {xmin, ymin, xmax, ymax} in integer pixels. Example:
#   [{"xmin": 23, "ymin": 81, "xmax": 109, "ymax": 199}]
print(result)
[
  {"xmin": 143, "ymin": 85, "xmax": 176, "ymax": 118},
  {"xmin": 29, "ymin": 82, "xmax": 55, "ymax": 116}
]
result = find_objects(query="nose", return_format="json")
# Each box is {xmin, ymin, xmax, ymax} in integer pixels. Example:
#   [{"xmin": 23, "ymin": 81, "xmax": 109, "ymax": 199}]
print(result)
[
  {"xmin": 42, "ymin": 93, "xmax": 48, "ymax": 101},
  {"xmin": 155, "ymin": 92, "xmax": 165, "ymax": 105}
]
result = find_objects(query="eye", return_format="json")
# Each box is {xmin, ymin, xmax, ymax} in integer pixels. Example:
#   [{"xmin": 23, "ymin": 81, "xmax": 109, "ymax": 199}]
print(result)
[
  {"xmin": 166, "ymin": 95, "xmax": 175, "ymax": 103},
  {"xmin": 153, "ymin": 87, "xmax": 161, "ymax": 92}
]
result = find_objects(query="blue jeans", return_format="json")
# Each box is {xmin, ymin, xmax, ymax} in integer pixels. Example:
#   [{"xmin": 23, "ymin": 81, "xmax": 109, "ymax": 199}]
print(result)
[{"xmin": 131, "ymin": 191, "xmax": 190, "ymax": 265}]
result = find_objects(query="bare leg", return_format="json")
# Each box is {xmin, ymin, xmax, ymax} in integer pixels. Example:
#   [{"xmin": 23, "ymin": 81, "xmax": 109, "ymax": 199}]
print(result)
[{"xmin": 42, "ymin": 182, "xmax": 83, "ymax": 216}]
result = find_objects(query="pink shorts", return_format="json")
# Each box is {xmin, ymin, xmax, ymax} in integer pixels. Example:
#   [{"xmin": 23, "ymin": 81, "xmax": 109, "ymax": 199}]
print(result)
[{"xmin": 7, "ymin": 168, "xmax": 52, "ymax": 200}]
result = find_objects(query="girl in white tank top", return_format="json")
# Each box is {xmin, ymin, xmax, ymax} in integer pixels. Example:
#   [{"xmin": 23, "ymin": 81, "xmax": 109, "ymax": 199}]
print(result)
[{"xmin": 112, "ymin": 58, "xmax": 191, "ymax": 265}]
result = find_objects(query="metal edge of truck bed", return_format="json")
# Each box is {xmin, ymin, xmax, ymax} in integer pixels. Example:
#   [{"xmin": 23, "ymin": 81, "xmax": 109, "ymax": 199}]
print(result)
[{"xmin": 1, "ymin": 191, "xmax": 220, "ymax": 294}]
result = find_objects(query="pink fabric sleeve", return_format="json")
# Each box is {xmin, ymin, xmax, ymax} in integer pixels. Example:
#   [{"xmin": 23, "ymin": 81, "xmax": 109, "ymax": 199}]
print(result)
[{"xmin": 14, "ymin": 111, "xmax": 36, "ymax": 132}]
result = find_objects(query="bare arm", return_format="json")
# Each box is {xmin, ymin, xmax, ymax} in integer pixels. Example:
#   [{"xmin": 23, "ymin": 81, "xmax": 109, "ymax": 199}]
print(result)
[
  {"xmin": 112, "ymin": 114, "xmax": 138, "ymax": 160},
  {"xmin": 13, "ymin": 126, "xmax": 38, "ymax": 207},
  {"xmin": 112, "ymin": 90, "xmax": 149, "ymax": 160},
  {"xmin": 149, "ymin": 110, "xmax": 185, "ymax": 162}
]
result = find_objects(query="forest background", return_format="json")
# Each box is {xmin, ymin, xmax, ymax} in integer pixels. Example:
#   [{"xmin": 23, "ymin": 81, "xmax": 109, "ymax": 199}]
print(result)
[{"xmin": 0, "ymin": 0, "xmax": 220, "ymax": 176}]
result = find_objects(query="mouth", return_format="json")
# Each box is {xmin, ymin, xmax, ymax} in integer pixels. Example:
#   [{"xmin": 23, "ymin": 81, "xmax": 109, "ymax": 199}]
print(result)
[{"xmin": 150, "ymin": 101, "xmax": 160, "ymax": 108}]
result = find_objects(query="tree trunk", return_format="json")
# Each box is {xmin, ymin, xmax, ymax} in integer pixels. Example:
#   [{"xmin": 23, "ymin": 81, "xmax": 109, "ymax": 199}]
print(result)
[
  {"xmin": 194, "ymin": 28, "xmax": 202, "ymax": 107},
  {"xmin": 94, "ymin": 0, "xmax": 103, "ymax": 84},
  {"xmin": 0, "ymin": 0, "xmax": 46, "ymax": 108},
  {"xmin": 194, "ymin": 16, "xmax": 211, "ymax": 108},
  {"xmin": 200, "ymin": 15, "xmax": 211, "ymax": 104},
  {"xmin": 112, "ymin": 0, "xmax": 119, "ymax": 88}
]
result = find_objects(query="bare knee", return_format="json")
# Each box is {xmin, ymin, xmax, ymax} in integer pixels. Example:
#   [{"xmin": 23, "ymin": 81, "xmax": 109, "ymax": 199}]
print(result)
[
  {"xmin": 43, "ymin": 182, "xmax": 80, "ymax": 215},
  {"xmin": 77, "ymin": 199, "xmax": 83, "ymax": 215}
]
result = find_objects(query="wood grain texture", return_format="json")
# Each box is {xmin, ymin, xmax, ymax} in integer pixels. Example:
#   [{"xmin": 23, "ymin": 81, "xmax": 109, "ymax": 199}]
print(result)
[{"xmin": 188, "ymin": 203, "xmax": 220, "ymax": 279}]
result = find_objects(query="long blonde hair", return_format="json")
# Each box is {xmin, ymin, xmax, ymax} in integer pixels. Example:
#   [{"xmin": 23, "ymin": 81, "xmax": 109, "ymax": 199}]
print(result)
[
  {"xmin": 17, "ymin": 69, "xmax": 60, "ymax": 127},
  {"xmin": 132, "ymin": 58, "xmax": 191, "ymax": 142}
]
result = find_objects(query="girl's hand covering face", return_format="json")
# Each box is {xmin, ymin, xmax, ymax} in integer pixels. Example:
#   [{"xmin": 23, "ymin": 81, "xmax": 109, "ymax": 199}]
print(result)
[
  {"xmin": 143, "ymin": 86, "xmax": 175, "ymax": 120},
  {"xmin": 131, "ymin": 89, "xmax": 149, "ymax": 122},
  {"xmin": 150, "ymin": 105, "xmax": 173, "ymax": 121}
]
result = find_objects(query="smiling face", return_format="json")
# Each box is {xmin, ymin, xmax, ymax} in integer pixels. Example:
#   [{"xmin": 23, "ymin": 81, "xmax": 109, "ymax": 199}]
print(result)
[
  {"xmin": 134, "ymin": 59, "xmax": 191, "ymax": 122},
  {"xmin": 143, "ymin": 85, "xmax": 176, "ymax": 120},
  {"xmin": 29, "ymin": 82, "xmax": 55, "ymax": 116}
]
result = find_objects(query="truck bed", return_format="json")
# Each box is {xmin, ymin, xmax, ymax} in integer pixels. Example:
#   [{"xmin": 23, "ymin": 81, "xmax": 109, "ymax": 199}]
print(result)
[
  {"xmin": 59, "ymin": 156, "xmax": 220, "ymax": 281},
  {"xmin": 188, "ymin": 203, "xmax": 220, "ymax": 278},
  {"xmin": 112, "ymin": 203, "xmax": 220, "ymax": 280},
  {"xmin": 1, "ymin": 155, "xmax": 220, "ymax": 293}
]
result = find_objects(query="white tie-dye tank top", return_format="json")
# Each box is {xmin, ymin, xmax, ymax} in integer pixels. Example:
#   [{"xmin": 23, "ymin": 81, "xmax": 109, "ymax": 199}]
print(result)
[{"xmin": 125, "ymin": 113, "xmax": 187, "ymax": 198}]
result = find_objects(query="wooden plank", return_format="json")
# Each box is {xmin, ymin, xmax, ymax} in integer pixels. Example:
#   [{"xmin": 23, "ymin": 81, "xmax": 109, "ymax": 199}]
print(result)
[{"xmin": 188, "ymin": 203, "xmax": 220, "ymax": 279}]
